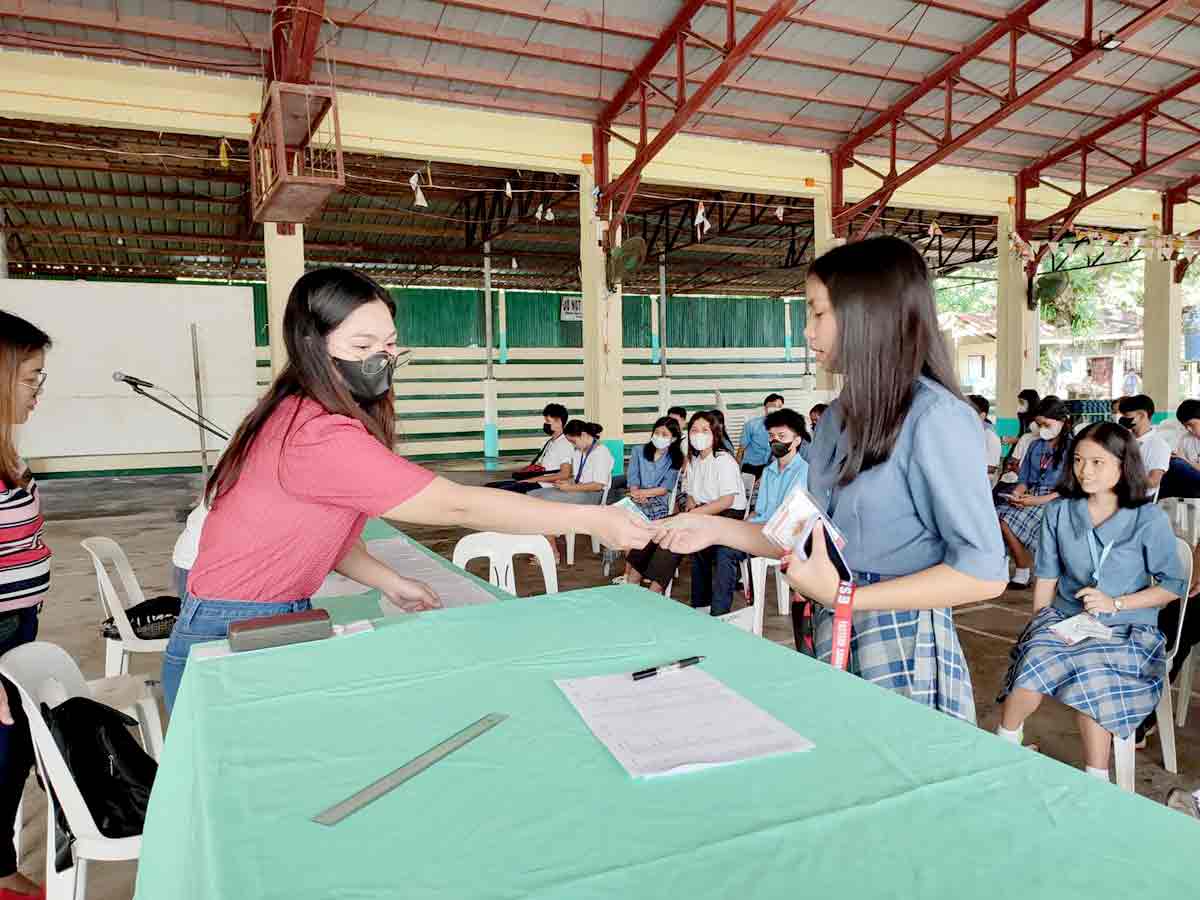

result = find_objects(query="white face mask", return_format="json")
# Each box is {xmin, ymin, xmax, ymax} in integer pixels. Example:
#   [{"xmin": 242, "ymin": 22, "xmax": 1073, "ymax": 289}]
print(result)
[
  {"xmin": 690, "ymin": 432, "xmax": 713, "ymax": 452},
  {"xmin": 651, "ymin": 435, "xmax": 673, "ymax": 450},
  {"xmin": 1039, "ymin": 422, "xmax": 1063, "ymax": 441},
  {"xmin": 1028, "ymin": 421, "xmax": 1039, "ymax": 434},
  {"xmin": 765, "ymin": 405, "xmax": 782, "ymax": 416},
  {"xmin": 1017, "ymin": 401, "xmax": 1028, "ymax": 414},
  {"xmin": 1000, "ymin": 471, "xmax": 1019, "ymax": 484}
]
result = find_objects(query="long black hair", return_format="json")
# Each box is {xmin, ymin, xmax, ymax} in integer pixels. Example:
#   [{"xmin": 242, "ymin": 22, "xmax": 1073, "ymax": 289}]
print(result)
[
  {"xmin": 1017, "ymin": 388, "xmax": 1040, "ymax": 436},
  {"xmin": 564, "ymin": 420, "xmax": 603, "ymax": 441},
  {"xmin": 1057, "ymin": 422, "xmax": 1149, "ymax": 508},
  {"xmin": 642, "ymin": 415, "xmax": 684, "ymax": 469},
  {"xmin": 808, "ymin": 235, "xmax": 961, "ymax": 485},
  {"xmin": 1035, "ymin": 396, "xmax": 1074, "ymax": 468},
  {"xmin": 206, "ymin": 267, "xmax": 397, "ymax": 506},
  {"xmin": 688, "ymin": 410, "xmax": 730, "ymax": 458}
]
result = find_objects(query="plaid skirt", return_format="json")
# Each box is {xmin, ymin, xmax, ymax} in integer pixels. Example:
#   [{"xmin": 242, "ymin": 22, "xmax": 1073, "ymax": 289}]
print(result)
[
  {"xmin": 998, "ymin": 607, "xmax": 1166, "ymax": 739},
  {"xmin": 813, "ymin": 605, "xmax": 976, "ymax": 724},
  {"xmin": 635, "ymin": 494, "xmax": 671, "ymax": 521},
  {"xmin": 996, "ymin": 485, "xmax": 1055, "ymax": 548}
]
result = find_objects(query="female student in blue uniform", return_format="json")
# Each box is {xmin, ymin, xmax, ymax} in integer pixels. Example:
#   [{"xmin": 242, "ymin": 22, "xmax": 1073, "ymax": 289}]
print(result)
[
  {"xmin": 653, "ymin": 235, "xmax": 1007, "ymax": 721},
  {"xmin": 618, "ymin": 417, "xmax": 683, "ymax": 583},
  {"xmin": 996, "ymin": 396, "xmax": 1074, "ymax": 590},
  {"xmin": 996, "ymin": 422, "xmax": 1185, "ymax": 780}
]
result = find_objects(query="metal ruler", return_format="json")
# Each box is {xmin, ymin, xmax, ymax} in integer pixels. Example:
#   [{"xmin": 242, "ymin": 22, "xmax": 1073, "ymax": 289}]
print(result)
[{"xmin": 312, "ymin": 712, "xmax": 508, "ymax": 826}]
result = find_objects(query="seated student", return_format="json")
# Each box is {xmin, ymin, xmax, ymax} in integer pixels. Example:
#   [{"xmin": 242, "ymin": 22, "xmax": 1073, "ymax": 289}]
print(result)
[
  {"xmin": 486, "ymin": 403, "xmax": 572, "ymax": 493},
  {"xmin": 1110, "ymin": 396, "xmax": 1127, "ymax": 423},
  {"xmin": 749, "ymin": 408, "xmax": 809, "ymax": 525},
  {"xmin": 667, "ymin": 405, "xmax": 688, "ymax": 431},
  {"xmin": 996, "ymin": 422, "xmax": 1186, "ymax": 782},
  {"xmin": 800, "ymin": 403, "xmax": 827, "ymax": 462},
  {"xmin": 997, "ymin": 397, "xmax": 1073, "ymax": 590},
  {"xmin": 1156, "ymin": 398, "xmax": 1200, "ymax": 500},
  {"xmin": 530, "ymin": 420, "xmax": 614, "ymax": 560},
  {"xmin": 625, "ymin": 416, "xmax": 683, "ymax": 522},
  {"xmin": 625, "ymin": 411, "xmax": 747, "ymax": 611},
  {"xmin": 968, "ymin": 395, "xmax": 1003, "ymax": 479},
  {"xmin": 738, "ymin": 393, "xmax": 784, "ymax": 479},
  {"xmin": 1118, "ymin": 394, "xmax": 1170, "ymax": 496}
]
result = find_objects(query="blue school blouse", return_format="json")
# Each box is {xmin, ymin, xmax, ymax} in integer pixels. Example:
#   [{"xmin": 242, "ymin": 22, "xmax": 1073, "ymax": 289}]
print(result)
[
  {"xmin": 804, "ymin": 378, "xmax": 1007, "ymax": 584},
  {"xmin": 1034, "ymin": 497, "xmax": 1187, "ymax": 627},
  {"xmin": 626, "ymin": 446, "xmax": 680, "ymax": 494},
  {"xmin": 1017, "ymin": 438, "xmax": 1069, "ymax": 492}
]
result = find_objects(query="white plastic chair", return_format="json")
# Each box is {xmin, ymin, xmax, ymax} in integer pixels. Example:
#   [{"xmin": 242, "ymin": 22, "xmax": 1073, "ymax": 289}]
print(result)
[
  {"xmin": 1113, "ymin": 536, "xmax": 1192, "ymax": 792},
  {"xmin": 0, "ymin": 642, "xmax": 152, "ymax": 900},
  {"xmin": 565, "ymin": 481, "xmax": 612, "ymax": 566},
  {"xmin": 718, "ymin": 556, "xmax": 785, "ymax": 637},
  {"xmin": 1161, "ymin": 497, "xmax": 1200, "ymax": 548},
  {"xmin": 736, "ymin": 472, "xmax": 758, "ymax": 599},
  {"xmin": 1177, "ymin": 645, "xmax": 1196, "ymax": 728},
  {"xmin": 452, "ymin": 532, "xmax": 558, "ymax": 596},
  {"xmin": 80, "ymin": 537, "xmax": 169, "ymax": 678}
]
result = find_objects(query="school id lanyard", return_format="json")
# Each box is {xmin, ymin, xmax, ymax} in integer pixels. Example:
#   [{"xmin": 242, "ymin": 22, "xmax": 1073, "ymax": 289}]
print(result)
[
  {"xmin": 574, "ymin": 446, "xmax": 594, "ymax": 484},
  {"xmin": 1087, "ymin": 530, "xmax": 1114, "ymax": 589}
]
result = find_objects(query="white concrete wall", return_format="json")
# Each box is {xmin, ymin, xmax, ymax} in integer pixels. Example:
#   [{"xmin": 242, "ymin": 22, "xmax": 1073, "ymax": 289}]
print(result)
[{"xmin": 6, "ymin": 280, "xmax": 257, "ymax": 474}]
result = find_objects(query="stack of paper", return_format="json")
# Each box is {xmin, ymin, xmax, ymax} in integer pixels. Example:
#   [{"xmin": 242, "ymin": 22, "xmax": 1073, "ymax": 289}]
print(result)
[{"xmin": 556, "ymin": 667, "xmax": 814, "ymax": 778}]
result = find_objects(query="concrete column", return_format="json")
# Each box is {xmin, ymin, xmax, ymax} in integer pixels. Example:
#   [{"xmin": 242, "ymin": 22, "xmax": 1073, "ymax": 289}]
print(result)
[
  {"xmin": 783, "ymin": 297, "xmax": 793, "ymax": 362},
  {"xmin": 497, "ymin": 288, "xmax": 509, "ymax": 364},
  {"xmin": 482, "ymin": 243, "xmax": 499, "ymax": 460},
  {"xmin": 1144, "ymin": 235, "xmax": 1183, "ymax": 415},
  {"xmin": 811, "ymin": 190, "xmax": 841, "ymax": 392},
  {"xmin": 995, "ymin": 208, "xmax": 1038, "ymax": 435},
  {"xmin": 941, "ymin": 327, "xmax": 962, "ymax": 390},
  {"xmin": 264, "ymin": 222, "xmax": 305, "ymax": 377},
  {"xmin": 579, "ymin": 162, "xmax": 625, "ymax": 442}
]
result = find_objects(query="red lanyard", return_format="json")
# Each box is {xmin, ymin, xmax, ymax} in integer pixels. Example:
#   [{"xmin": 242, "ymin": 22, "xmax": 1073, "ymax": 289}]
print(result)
[{"xmin": 830, "ymin": 580, "xmax": 856, "ymax": 671}]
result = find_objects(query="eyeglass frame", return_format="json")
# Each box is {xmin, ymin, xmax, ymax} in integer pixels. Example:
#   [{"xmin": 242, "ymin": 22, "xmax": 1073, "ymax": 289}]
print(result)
[{"xmin": 18, "ymin": 371, "xmax": 47, "ymax": 393}]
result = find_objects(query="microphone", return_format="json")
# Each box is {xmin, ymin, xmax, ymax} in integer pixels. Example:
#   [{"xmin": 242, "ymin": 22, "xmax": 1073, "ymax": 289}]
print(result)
[{"xmin": 113, "ymin": 371, "xmax": 156, "ymax": 389}]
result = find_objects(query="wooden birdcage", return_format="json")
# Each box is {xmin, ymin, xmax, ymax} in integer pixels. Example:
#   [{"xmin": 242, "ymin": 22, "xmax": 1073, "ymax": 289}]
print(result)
[{"xmin": 249, "ymin": 81, "xmax": 344, "ymax": 223}]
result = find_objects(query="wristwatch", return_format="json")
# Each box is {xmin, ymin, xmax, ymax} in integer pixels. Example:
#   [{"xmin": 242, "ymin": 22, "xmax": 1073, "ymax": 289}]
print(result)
[{"xmin": 1113, "ymin": 597, "xmax": 1125, "ymax": 612}]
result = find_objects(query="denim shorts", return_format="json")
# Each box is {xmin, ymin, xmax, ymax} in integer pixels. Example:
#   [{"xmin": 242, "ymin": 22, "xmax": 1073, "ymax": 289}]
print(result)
[{"xmin": 162, "ymin": 594, "xmax": 311, "ymax": 714}]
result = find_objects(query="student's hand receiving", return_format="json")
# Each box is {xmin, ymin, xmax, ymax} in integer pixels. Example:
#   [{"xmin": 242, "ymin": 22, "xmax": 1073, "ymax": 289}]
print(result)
[
  {"xmin": 594, "ymin": 506, "xmax": 656, "ymax": 551},
  {"xmin": 382, "ymin": 577, "xmax": 442, "ymax": 613},
  {"xmin": 652, "ymin": 513, "xmax": 722, "ymax": 554},
  {"xmin": 781, "ymin": 522, "xmax": 840, "ymax": 606}
]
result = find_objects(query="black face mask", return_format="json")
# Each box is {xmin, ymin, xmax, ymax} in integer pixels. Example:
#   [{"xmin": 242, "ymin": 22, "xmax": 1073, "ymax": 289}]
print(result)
[
  {"xmin": 769, "ymin": 440, "xmax": 793, "ymax": 459},
  {"xmin": 543, "ymin": 423, "xmax": 554, "ymax": 436},
  {"xmin": 332, "ymin": 353, "xmax": 395, "ymax": 403},
  {"xmin": 1118, "ymin": 416, "xmax": 1135, "ymax": 430}
]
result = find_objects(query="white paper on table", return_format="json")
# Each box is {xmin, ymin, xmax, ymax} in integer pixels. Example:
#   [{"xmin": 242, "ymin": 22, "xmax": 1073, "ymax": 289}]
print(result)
[
  {"xmin": 1049, "ymin": 613, "xmax": 1114, "ymax": 645},
  {"xmin": 556, "ymin": 667, "xmax": 814, "ymax": 778},
  {"xmin": 313, "ymin": 537, "xmax": 499, "ymax": 608}
]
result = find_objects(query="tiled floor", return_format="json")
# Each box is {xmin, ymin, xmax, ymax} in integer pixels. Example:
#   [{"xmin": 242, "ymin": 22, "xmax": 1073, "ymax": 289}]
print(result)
[{"xmin": 18, "ymin": 470, "xmax": 1200, "ymax": 898}]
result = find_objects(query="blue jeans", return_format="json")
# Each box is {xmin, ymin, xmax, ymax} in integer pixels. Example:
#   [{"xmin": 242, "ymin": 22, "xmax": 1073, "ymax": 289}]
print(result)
[
  {"xmin": 0, "ymin": 604, "xmax": 39, "ymax": 875},
  {"xmin": 162, "ymin": 595, "xmax": 311, "ymax": 714},
  {"xmin": 690, "ymin": 546, "xmax": 747, "ymax": 616}
]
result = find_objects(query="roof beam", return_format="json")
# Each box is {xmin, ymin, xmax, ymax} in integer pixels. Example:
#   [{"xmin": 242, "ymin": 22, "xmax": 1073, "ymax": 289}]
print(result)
[
  {"xmin": 596, "ymin": 0, "xmax": 800, "ymax": 238},
  {"xmin": 832, "ymin": 0, "xmax": 1188, "ymax": 238},
  {"xmin": 0, "ymin": 181, "xmax": 243, "ymax": 204},
  {"xmin": 5, "ymin": 201, "xmax": 243, "ymax": 225},
  {"xmin": 267, "ymin": 0, "xmax": 325, "ymax": 84}
]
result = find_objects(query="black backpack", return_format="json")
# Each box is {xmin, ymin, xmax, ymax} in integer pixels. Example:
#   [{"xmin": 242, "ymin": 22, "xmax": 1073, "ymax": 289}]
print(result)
[
  {"xmin": 40, "ymin": 697, "xmax": 158, "ymax": 870},
  {"xmin": 101, "ymin": 595, "xmax": 180, "ymax": 641}
]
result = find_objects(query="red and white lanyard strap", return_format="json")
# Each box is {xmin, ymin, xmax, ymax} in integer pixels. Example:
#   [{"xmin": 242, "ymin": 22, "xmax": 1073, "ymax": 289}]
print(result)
[{"xmin": 830, "ymin": 580, "xmax": 856, "ymax": 672}]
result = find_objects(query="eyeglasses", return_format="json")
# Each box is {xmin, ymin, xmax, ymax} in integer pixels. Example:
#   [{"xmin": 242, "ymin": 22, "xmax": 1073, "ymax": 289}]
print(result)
[{"xmin": 19, "ymin": 371, "xmax": 47, "ymax": 393}]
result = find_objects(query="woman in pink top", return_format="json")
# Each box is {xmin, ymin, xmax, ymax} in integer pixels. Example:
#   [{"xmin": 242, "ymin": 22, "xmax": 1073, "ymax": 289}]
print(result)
[
  {"xmin": 0, "ymin": 310, "xmax": 52, "ymax": 900},
  {"xmin": 162, "ymin": 268, "xmax": 653, "ymax": 712}
]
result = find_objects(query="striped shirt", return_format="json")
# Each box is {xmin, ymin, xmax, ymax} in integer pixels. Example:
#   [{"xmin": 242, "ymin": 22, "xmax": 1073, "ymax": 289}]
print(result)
[{"xmin": 0, "ymin": 468, "xmax": 51, "ymax": 611}]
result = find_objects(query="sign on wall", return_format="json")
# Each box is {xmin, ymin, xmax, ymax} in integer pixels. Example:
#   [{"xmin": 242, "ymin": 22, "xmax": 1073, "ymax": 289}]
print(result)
[{"xmin": 560, "ymin": 295, "xmax": 583, "ymax": 322}]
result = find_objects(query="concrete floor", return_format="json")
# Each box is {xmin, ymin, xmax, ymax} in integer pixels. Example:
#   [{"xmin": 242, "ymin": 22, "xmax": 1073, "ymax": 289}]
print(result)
[{"xmin": 15, "ymin": 470, "xmax": 1200, "ymax": 898}]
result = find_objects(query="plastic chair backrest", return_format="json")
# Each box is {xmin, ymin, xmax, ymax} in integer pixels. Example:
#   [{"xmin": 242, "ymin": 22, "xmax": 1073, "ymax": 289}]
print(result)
[
  {"xmin": 1169, "ymin": 537, "xmax": 1192, "ymax": 664},
  {"xmin": 0, "ymin": 642, "xmax": 103, "ymax": 840},
  {"xmin": 80, "ymin": 537, "xmax": 147, "ymax": 644},
  {"xmin": 740, "ymin": 472, "xmax": 757, "ymax": 521},
  {"xmin": 452, "ymin": 532, "xmax": 558, "ymax": 595}
]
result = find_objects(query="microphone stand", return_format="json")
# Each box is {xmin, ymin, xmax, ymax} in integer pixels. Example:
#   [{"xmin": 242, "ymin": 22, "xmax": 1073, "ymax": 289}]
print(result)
[{"xmin": 129, "ymin": 385, "xmax": 231, "ymax": 441}]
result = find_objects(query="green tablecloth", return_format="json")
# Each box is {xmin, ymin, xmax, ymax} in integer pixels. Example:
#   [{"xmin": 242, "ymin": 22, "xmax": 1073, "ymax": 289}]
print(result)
[
  {"xmin": 312, "ymin": 520, "xmax": 511, "ymax": 625},
  {"xmin": 136, "ymin": 586, "xmax": 1197, "ymax": 900}
]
